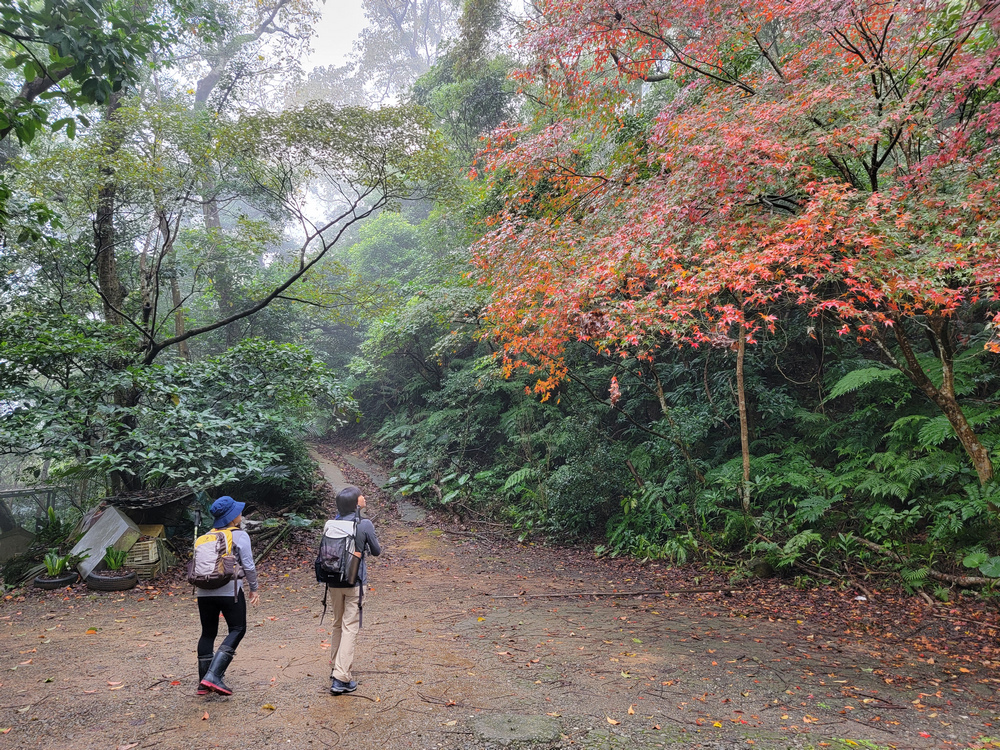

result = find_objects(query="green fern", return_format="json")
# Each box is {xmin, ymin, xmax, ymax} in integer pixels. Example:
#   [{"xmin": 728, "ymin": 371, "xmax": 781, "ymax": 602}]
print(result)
[
  {"xmin": 933, "ymin": 585, "xmax": 951, "ymax": 602},
  {"xmin": 918, "ymin": 415, "xmax": 955, "ymax": 447},
  {"xmin": 827, "ymin": 367, "xmax": 901, "ymax": 401},
  {"xmin": 501, "ymin": 466, "xmax": 538, "ymax": 493},
  {"xmin": 901, "ymin": 567, "xmax": 929, "ymax": 585},
  {"xmin": 855, "ymin": 473, "xmax": 910, "ymax": 501},
  {"xmin": 794, "ymin": 495, "xmax": 837, "ymax": 523},
  {"xmin": 779, "ymin": 530, "xmax": 822, "ymax": 567}
]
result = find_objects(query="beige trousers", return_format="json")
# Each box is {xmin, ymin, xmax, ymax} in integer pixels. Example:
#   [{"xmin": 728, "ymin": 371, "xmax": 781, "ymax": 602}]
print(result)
[{"xmin": 328, "ymin": 584, "xmax": 363, "ymax": 682}]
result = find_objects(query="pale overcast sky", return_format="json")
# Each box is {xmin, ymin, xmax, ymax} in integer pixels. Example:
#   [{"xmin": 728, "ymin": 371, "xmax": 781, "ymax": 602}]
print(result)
[{"xmin": 303, "ymin": 1, "xmax": 369, "ymax": 70}]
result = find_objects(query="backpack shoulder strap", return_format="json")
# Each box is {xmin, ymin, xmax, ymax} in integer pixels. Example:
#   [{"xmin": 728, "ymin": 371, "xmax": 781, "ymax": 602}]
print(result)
[{"xmin": 218, "ymin": 527, "xmax": 237, "ymax": 553}]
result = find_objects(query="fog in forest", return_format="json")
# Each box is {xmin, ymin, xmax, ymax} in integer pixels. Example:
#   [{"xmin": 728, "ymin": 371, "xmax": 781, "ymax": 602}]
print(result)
[{"xmin": 3, "ymin": 0, "xmax": 1000, "ymax": 601}]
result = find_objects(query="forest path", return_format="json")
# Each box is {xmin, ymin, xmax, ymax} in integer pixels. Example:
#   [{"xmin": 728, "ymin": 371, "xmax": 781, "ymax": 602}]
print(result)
[{"xmin": 2, "ymin": 443, "xmax": 999, "ymax": 750}]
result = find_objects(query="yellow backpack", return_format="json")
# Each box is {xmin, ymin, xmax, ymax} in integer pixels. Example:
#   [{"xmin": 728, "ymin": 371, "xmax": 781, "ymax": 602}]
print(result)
[{"xmin": 186, "ymin": 526, "xmax": 243, "ymax": 592}]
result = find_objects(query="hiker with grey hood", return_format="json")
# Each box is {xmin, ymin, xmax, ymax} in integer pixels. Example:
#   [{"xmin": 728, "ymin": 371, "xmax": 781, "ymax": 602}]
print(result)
[
  {"xmin": 194, "ymin": 496, "xmax": 260, "ymax": 696},
  {"xmin": 318, "ymin": 485, "xmax": 381, "ymax": 695}
]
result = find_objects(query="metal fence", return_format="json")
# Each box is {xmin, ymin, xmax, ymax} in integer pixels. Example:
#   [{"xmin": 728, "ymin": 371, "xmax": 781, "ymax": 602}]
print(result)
[{"xmin": 0, "ymin": 487, "xmax": 79, "ymax": 533}]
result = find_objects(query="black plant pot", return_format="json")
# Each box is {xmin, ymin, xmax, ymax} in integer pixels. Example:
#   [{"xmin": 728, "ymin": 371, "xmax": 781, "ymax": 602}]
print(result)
[
  {"xmin": 85, "ymin": 570, "xmax": 138, "ymax": 591},
  {"xmin": 33, "ymin": 571, "xmax": 80, "ymax": 590}
]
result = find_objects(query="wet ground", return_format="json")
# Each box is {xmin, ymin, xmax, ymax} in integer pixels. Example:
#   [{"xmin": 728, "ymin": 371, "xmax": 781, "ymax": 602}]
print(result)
[{"xmin": 2, "ymin": 443, "xmax": 999, "ymax": 750}]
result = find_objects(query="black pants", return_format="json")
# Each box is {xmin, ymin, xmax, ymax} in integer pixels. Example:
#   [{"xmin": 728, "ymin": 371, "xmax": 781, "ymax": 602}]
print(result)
[{"xmin": 197, "ymin": 589, "xmax": 247, "ymax": 658}]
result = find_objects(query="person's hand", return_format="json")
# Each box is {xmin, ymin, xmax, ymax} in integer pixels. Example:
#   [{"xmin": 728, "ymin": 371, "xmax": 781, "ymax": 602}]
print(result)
[{"xmin": 249, "ymin": 590, "xmax": 260, "ymax": 606}]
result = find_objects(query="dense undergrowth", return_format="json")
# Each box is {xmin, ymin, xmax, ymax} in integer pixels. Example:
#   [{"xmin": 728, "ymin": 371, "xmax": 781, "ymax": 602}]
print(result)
[
  {"xmin": 329, "ymin": 1, "xmax": 1000, "ymax": 598},
  {"xmin": 342, "ymin": 294, "xmax": 1000, "ymax": 597},
  {"xmin": 3, "ymin": 0, "xmax": 1000, "ymax": 604}
]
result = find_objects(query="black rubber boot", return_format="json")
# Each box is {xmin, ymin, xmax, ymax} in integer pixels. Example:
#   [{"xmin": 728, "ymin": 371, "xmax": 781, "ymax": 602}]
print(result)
[
  {"xmin": 196, "ymin": 655, "xmax": 212, "ymax": 696},
  {"xmin": 200, "ymin": 647, "xmax": 235, "ymax": 696}
]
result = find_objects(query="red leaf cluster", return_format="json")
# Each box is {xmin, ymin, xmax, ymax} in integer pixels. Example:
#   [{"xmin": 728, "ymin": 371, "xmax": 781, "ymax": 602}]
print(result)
[{"xmin": 473, "ymin": 0, "xmax": 1000, "ymax": 388}]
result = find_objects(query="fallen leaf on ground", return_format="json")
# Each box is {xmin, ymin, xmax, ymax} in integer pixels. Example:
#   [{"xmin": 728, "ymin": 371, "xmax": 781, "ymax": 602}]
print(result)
[
  {"xmin": 202, "ymin": 711, "xmax": 209, "ymax": 720},
  {"xmin": 107, "ymin": 681, "xmax": 122, "ymax": 686},
  {"xmin": 18, "ymin": 660, "xmax": 31, "ymax": 665},
  {"xmin": 117, "ymin": 744, "xmax": 138, "ymax": 750},
  {"xmin": 443, "ymin": 720, "xmax": 457, "ymax": 726},
  {"xmin": 628, "ymin": 705, "xmax": 635, "ymax": 715},
  {"xmin": 262, "ymin": 704, "xmax": 276, "ymax": 710},
  {"xmin": 607, "ymin": 717, "xmax": 620, "ymax": 726},
  {"xmin": 546, "ymin": 712, "xmax": 561, "ymax": 717}
]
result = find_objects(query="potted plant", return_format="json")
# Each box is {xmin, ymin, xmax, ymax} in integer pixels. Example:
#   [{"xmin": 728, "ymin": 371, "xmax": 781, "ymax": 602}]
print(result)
[
  {"xmin": 85, "ymin": 546, "xmax": 138, "ymax": 591},
  {"xmin": 32, "ymin": 549, "xmax": 79, "ymax": 590}
]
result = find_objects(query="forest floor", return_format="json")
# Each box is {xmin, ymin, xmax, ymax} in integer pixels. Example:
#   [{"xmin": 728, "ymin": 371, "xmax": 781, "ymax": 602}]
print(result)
[{"xmin": 2, "ymin": 441, "xmax": 1000, "ymax": 750}]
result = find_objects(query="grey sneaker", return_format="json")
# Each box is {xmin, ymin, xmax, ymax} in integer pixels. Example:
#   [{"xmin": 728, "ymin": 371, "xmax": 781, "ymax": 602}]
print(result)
[{"xmin": 330, "ymin": 678, "xmax": 358, "ymax": 694}]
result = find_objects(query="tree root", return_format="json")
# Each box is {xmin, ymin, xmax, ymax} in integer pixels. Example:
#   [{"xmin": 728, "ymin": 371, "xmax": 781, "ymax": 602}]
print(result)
[{"xmin": 854, "ymin": 536, "xmax": 992, "ymax": 587}]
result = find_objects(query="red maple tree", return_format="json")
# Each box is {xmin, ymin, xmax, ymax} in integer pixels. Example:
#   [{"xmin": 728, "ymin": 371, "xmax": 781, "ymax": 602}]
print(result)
[{"xmin": 473, "ymin": 0, "xmax": 1000, "ymax": 484}]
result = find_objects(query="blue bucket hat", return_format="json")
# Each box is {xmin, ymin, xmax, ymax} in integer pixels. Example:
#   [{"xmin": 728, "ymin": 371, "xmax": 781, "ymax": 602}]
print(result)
[{"xmin": 210, "ymin": 496, "xmax": 245, "ymax": 528}]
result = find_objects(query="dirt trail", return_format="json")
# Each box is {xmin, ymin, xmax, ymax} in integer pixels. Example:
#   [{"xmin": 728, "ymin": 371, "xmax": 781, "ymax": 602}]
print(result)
[{"xmin": 2, "ymin": 445, "xmax": 999, "ymax": 750}]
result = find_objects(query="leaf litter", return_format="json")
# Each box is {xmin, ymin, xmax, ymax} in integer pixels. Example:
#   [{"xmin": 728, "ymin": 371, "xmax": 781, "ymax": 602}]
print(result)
[{"xmin": 0, "ymin": 441, "xmax": 997, "ymax": 748}]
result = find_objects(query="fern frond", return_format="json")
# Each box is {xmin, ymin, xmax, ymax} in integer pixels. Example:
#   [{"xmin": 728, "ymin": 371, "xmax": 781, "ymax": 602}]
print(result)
[
  {"xmin": 794, "ymin": 495, "xmax": 836, "ymax": 523},
  {"xmin": 501, "ymin": 466, "xmax": 538, "ymax": 493},
  {"xmin": 917, "ymin": 415, "xmax": 955, "ymax": 448},
  {"xmin": 827, "ymin": 367, "xmax": 901, "ymax": 401},
  {"xmin": 856, "ymin": 474, "xmax": 910, "ymax": 501},
  {"xmin": 902, "ymin": 567, "xmax": 929, "ymax": 583}
]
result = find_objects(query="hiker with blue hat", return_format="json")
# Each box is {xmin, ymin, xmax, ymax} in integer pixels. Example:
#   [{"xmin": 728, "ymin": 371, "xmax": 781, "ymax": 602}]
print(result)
[{"xmin": 192, "ymin": 495, "xmax": 260, "ymax": 696}]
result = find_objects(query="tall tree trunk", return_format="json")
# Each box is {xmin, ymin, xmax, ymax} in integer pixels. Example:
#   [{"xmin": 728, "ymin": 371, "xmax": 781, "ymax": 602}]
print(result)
[
  {"xmin": 93, "ymin": 91, "xmax": 142, "ymax": 492},
  {"xmin": 875, "ymin": 315, "xmax": 994, "ymax": 485},
  {"xmin": 94, "ymin": 93, "xmax": 125, "ymax": 326},
  {"xmin": 157, "ymin": 211, "xmax": 190, "ymax": 359},
  {"xmin": 190, "ymin": 2, "xmax": 292, "ymax": 347},
  {"xmin": 736, "ymin": 321, "xmax": 751, "ymax": 513},
  {"xmin": 651, "ymin": 368, "xmax": 705, "ymax": 484},
  {"xmin": 196, "ymin": 75, "xmax": 240, "ymax": 348},
  {"xmin": 170, "ymin": 268, "xmax": 190, "ymax": 360},
  {"xmin": 199, "ymin": 191, "xmax": 241, "ymax": 346}
]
